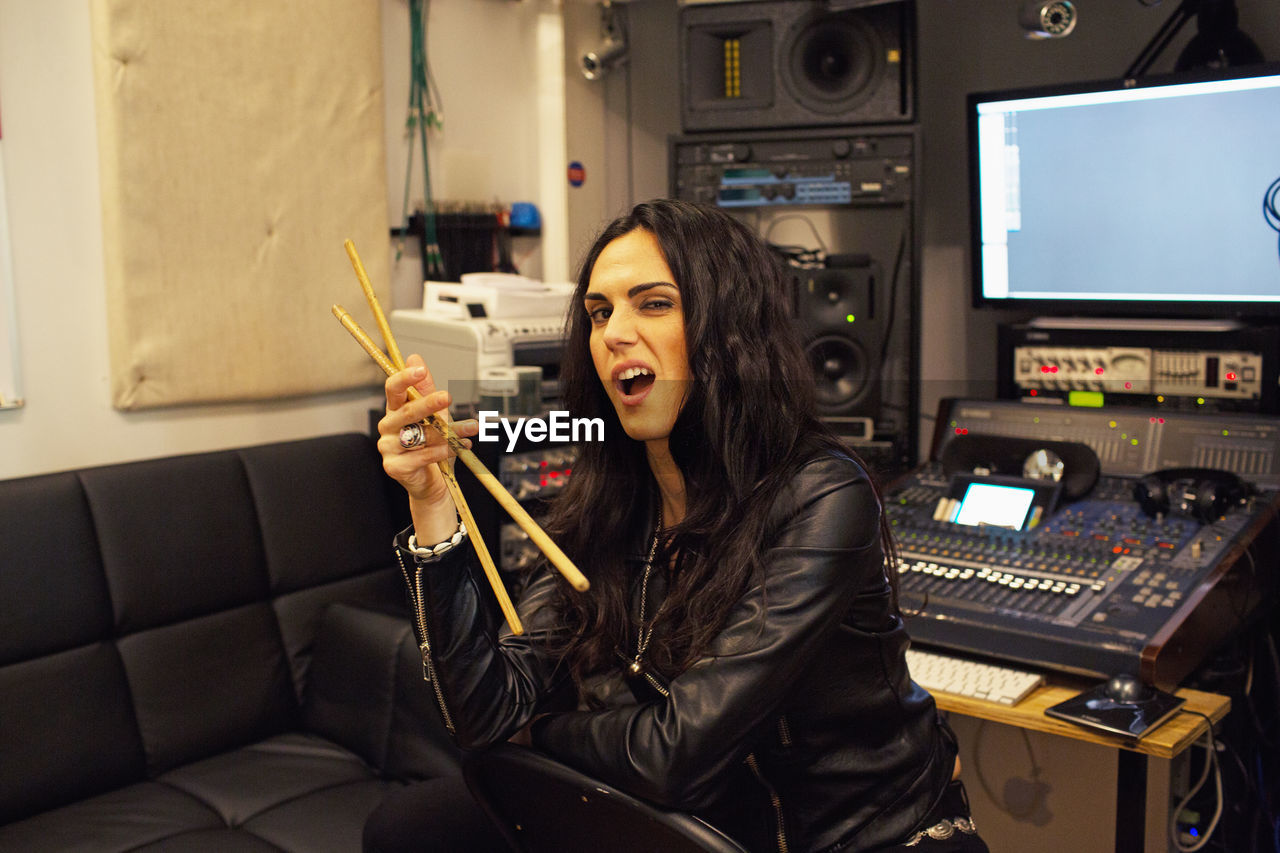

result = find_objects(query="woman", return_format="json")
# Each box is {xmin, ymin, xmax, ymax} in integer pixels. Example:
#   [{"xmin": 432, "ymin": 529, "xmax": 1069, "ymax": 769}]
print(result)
[{"xmin": 367, "ymin": 200, "xmax": 985, "ymax": 852}]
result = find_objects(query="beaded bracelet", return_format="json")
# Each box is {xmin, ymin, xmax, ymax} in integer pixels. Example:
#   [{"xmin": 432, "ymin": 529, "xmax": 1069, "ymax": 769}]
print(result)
[{"xmin": 406, "ymin": 520, "xmax": 467, "ymax": 560}]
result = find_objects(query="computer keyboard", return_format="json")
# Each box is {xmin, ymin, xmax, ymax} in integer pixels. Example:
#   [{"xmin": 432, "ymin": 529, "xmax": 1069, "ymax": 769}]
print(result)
[{"xmin": 905, "ymin": 648, "xmax": 1046, "ymax": 706}]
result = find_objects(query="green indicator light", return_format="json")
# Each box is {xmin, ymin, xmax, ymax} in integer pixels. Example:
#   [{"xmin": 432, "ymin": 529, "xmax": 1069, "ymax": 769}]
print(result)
[
  {"xmin": 1197, "ymin": 397, "xmax": 1206, "ymax": 405},
  {"xmin": 1131, "ymin": 438, "xmax": 1139, "ymax": 446},
  {"xmin": 1068, "ymin": 390, "xmax": 1105, "ymax": 408},
  {"xmin": 1222, "ymin": 430, "xmax": 1229, "ymax": 437},
  {"xmin": 846, "ymin": 314, "xmax": 856, "ymax": 323}
]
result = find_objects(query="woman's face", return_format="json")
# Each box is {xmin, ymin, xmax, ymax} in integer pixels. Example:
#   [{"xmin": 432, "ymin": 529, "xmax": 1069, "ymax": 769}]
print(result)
[{"xmin": 584, "ymin": 228, "xmax": 691, "ymax": 445}]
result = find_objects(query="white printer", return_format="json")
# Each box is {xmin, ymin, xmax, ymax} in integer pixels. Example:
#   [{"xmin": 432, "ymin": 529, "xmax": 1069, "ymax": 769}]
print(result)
[{"xmin": 389, "ymin": 273, "xmax": 574, "ymax": 415}]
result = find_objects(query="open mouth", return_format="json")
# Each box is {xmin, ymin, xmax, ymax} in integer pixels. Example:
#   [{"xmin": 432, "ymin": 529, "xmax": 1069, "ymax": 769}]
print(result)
[{"xmin": 617, "ymin": 366, "xmax": 656, "ymax": 397}]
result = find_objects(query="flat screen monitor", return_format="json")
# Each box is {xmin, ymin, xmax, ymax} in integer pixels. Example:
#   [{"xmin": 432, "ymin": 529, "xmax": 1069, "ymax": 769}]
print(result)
[{"xmin": 969, "ymin": 64, "xmax": 1280, "ymax": 318}]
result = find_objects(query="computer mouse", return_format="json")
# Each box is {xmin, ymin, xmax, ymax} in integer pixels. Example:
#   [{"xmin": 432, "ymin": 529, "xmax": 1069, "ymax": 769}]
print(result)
[{"xmin": 1103, "ymin": 673, "xmax": 1154, "ymax": 703}]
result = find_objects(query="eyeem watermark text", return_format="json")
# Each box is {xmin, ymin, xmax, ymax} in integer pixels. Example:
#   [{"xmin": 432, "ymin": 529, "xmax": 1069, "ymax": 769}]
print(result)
[{"xmin": 477, "ymin": 410, "xmax": 604, "ymax": 451}]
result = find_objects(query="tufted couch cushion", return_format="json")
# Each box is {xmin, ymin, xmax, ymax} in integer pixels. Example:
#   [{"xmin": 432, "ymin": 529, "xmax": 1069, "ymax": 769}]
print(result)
[{"xmin": 0, "ymin": 433, "xmax": 457, "ymax": 851}]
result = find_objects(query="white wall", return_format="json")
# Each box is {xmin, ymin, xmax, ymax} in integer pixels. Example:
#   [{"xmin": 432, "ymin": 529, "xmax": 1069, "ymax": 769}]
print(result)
[{"xmin": 0, "ymin": 0, "xmax": 566, "ymax": 480}]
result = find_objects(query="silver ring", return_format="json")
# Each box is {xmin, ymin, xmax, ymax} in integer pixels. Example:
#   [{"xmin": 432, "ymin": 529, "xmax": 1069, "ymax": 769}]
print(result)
[{"xmin": 399, "ymin": 422, "xmax": 427, "ymax": 449}]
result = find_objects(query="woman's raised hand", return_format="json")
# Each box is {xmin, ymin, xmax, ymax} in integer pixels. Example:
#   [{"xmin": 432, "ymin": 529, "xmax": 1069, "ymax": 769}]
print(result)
[{"xmin": 377, "ymin": 354, "xmax": 479, "ymax": 541}]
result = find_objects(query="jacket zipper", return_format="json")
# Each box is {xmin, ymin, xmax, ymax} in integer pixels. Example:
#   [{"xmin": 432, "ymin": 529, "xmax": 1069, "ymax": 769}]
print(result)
[
  {"xmin": 746, "ymin": 753, "xmax": 789, "ymax": 853},
  {"xmin": 396, "ymin": 549, "xmax": 456, "ymax": 735},
  {"xmin": 643, "ymin": 671, "xmax": 670, "ymax": 698},
  {"xmin": 777, "ymin": 715, "xmax": 793, "ymax": 747}
]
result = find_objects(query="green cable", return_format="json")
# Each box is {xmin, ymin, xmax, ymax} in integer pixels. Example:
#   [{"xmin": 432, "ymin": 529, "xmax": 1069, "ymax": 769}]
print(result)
[{"xmin": 399, "ymin": 0, "xmax": 445, "ymax": 276}]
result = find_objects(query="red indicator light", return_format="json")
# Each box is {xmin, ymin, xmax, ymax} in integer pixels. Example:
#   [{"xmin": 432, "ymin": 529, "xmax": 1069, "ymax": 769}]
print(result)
[
  {"xmin": 1041, "ymin": 365, "xmax": 1050, "ymax": 373},
  {"xmin": 540, "ymin": 477, "xmax": 548, "ymax": 487},
  {"xmin": 549, "ymin": 471, "xmax": 560, "ymax": 478},
  {"xmin": 540, "ymin": 460, "xmax": 548, "ymax": 468},
  {"xmin": 1050, "ymin": 366, "xmax": 1059, "ymax": 373},
  {"xmin": 1124, "ymin": 382, "xmax": 1133, "ymax": 390},
  {"xmin": 1029, "ymin": 389, "xmax": 1038, "ymax": 396},
  {"xmin": 1226, "ymin": 372, "xmax": 1237, "ymax": 381},
  {"xmin": 1158, "ymin": 418, "xmax": 1165, "ymax": 424},
  {"xmin": 1150, "ymin": 417, "xmax": 1157, "ymax": 423},
  {"xmin": 1095, "ymin": 367, "xmax": 1105, "ymax": 375},
  {"xmin": 565, "ymin": 468, "xmax": 571, "ymax": 476}
]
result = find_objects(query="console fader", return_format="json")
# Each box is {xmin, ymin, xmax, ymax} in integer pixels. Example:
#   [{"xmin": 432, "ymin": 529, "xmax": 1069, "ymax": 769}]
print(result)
[{"xmin": 888, "ymin": 399, "xmax": 1280, "ymax": 688}]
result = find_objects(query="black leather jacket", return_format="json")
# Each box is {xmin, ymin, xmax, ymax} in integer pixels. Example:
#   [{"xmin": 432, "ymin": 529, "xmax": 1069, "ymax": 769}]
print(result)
[{"xmin": 396, "ymin": 449, "xmax": 956, "ymax": 852}]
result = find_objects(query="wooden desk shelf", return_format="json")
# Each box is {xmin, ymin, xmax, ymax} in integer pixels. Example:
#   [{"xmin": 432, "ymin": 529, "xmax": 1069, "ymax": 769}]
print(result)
[{"xmin": 930, "ymin": 680, "xmax": 1230, "ymax": 759}]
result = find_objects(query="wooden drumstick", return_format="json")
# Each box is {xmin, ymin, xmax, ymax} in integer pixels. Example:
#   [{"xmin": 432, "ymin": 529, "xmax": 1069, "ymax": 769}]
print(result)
[
  {"xmin": 342, "ymin": 245, "xmax": 523, "ymax": 635},
  {"xmin": 345, "ymin": 240, "xmax": 406, "ymax": 368},
  {"xmin": 333, "ymin": 305, "xmax": 590, "ymax": 593},
  {"xmin": 345, "ymin": 242, "xmax": 463, "ymax": 514}
]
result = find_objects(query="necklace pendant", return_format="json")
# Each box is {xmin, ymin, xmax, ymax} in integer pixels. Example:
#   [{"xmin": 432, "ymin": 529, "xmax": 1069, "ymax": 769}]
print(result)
[{"xmin": 629, "ymin": 658, "xmax": 644, "ymax": 675}]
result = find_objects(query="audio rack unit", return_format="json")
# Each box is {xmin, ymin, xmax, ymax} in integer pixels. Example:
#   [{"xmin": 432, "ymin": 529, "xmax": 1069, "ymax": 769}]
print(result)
[
  {"xmin": 998, "ymin": 321, "xmax": 1280, "ymax": 413},
  {"xmin": 887, "ymin": 398, "xmax": 1280, "ymax": 688},
  {"xmin": 670, "ymin": 127, "xmax": 913, "ymax": 209}
]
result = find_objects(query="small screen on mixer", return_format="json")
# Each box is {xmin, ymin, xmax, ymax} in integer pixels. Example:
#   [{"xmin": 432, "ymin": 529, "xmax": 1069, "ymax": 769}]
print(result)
[{"xmin": 953, "ymin": 482, "xmax": 1036, "ymax": 530}]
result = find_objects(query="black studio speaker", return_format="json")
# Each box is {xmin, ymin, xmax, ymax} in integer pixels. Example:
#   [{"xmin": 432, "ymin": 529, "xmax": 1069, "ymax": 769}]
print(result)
[
  {"xmin": 793, "ymin": 257, "xmax": 884, "ymax": 423},
  {"xmin": 680, "ymin": 0, "xmax": 915, "ymax": 133}
]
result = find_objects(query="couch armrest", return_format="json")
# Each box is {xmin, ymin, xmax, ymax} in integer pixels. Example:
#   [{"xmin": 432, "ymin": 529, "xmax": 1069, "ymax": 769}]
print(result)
[{"xmin": 302, "ymin": 602, "xmax": 461, "ymax": 780}]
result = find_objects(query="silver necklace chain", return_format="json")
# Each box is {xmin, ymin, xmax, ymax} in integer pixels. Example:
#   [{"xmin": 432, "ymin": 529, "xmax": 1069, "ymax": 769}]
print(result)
[{"xmin": 632, "ymin": 509, "xmax": 663, "ymax": 672}]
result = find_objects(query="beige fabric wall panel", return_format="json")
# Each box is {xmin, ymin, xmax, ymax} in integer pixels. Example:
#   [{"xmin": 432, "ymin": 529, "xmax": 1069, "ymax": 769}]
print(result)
[{"xmin": 90, "ymin": 0, "xmax": 390, "ymax": 409}]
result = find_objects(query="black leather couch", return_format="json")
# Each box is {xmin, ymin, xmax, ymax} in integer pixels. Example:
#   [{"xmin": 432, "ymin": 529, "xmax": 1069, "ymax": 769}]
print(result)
[{"xmin": 0, "ymin": 433, "xmax": 459, "ymax": 851}]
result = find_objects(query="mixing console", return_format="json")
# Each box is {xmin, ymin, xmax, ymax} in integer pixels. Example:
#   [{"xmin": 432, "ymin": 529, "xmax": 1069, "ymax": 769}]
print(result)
[{"xmin": 889, "ymin": 400, "xmax": 1280, "ymax": 688}]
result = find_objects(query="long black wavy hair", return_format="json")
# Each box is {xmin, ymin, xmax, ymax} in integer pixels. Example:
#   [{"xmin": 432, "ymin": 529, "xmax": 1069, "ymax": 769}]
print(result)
[{"xmin": 540, "ymin": 199, "xmax": 898, "ymax": 691}]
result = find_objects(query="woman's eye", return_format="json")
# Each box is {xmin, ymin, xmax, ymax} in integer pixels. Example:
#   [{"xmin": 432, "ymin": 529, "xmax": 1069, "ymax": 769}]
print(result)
[
  {"xmin": 642, "ymin": 298, "xmax": 674, "ymax": 311},
  {"xmin": 587, "ymin": 306, "xmax": 612, "ymax": 324}
]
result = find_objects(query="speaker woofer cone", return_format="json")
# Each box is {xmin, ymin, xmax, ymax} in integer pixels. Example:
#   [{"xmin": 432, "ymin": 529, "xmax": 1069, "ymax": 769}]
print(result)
[
  {"xmin": 783, "ymin": 13, "xmax": 882, "ymax": 114},
  {"xmin": 806, "ymin": 335, "xmax": 871, "ymax": 411},
  {"xmin": 802, "ymin": 268, "xmax": 871, "ymax": 329}
]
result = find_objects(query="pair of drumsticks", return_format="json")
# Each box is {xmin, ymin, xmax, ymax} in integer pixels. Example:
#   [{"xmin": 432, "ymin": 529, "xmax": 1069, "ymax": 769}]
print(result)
[{"xmin": 333, "ymin": 240, "xmax": 589, "ymax": 636}]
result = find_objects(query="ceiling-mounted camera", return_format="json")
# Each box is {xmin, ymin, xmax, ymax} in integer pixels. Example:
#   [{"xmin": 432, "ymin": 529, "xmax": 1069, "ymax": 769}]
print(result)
[
  {"xmin": 581, "ymin": 37, "xmax": 628, "ymax": 80},
  {"xmin": 581, "ymin": 0, "xmax": 628, "ymax": 81},
  {"xmin": 1020, "ymin": 0, "xmax": 1077, "ymax": 39}
]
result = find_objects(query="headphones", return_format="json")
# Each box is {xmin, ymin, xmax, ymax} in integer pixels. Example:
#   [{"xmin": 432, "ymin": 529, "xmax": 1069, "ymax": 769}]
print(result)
[{"xmin": 1133, "ymin": 467, "xmax": 1253, "ymax": 522}]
